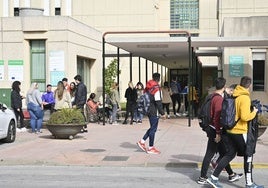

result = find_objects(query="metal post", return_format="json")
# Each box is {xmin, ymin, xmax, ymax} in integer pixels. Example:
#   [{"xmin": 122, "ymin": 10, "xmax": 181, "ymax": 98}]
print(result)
[{"xmin": 102, "ymin": 37, "xmax": 106, "ymax": 125}]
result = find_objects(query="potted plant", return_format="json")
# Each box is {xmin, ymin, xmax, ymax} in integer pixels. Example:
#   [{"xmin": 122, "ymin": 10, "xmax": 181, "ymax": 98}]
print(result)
[
  {"xmin": 257, "ymin": 113, "xmax": 268, "ymax": 138},
  {"xmin": 46, "ymin": 108, "xmax": 87, "ymax": 139}
]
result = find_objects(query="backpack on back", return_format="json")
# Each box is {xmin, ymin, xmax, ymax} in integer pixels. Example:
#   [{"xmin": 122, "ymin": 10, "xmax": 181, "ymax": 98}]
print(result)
[
  {"xmin": 198, "ymin": 94, "xmax": 214, "ymax": 132},
  {"xmin": 137, "ymin": 92, "xmax": 152, "ymax": 115},
  {"xmin": 220, "ymin": 94, "xmax": 239, "ymax": 130},
  {"xmin": 137, "ymin": 85, "xmax": 159, "ymax": 115}
]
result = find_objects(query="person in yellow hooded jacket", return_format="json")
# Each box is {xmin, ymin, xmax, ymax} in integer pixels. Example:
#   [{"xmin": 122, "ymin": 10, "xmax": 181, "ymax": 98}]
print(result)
[{"xmin": 207, "ymin": 76, "xmax": 263, "ymax": 188}]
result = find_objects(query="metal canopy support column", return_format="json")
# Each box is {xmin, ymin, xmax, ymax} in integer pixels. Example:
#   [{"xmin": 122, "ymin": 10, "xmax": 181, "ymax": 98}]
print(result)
[
  {"xmin": 138, "ymin": 57, "xmax": 141, "ymax": 82},
  {"xmin": 117, "ymin": 47, "xmax": 120, "ymax": 87},
  {"xmin": 188, "ymin": 36, "xmax": 192, "ymax": 127},
  {"xmin": 130, "ymin": 53, "xmax": 133, "ymax": 81},
  {"xmin": 145, "ymin": 59, "xmax": 148, "ymax": 83},
  {"xmin": 102, "ymin": 37, "xmax": 106, "ymax": 125}
]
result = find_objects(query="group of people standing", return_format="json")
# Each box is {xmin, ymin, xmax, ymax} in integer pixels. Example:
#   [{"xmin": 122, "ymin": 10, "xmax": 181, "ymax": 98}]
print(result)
[
  {"xmin": 10, "ymin": 74, "xmax": 88, "ymax": 134},
  {"xmin": 197, "ymin": 76, "xmax": 263, "ymax": 188}
]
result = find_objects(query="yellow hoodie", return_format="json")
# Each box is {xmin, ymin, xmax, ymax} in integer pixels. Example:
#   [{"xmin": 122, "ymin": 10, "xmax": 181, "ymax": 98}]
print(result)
[{"xmin": 228, "ymin": 85, "xmax": 257, "ymax": 134}]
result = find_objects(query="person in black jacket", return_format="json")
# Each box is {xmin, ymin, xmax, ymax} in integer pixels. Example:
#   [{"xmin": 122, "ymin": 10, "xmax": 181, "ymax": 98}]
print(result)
[
  {"xmin": 122, "ymin": 81, "xmax": 137, "ymax": 125},
  {"xmin": 73, "ymin": 75, "xmax": 87, "ymax": 132},
  {"xmin": 11, "ymin": 80, "xmax": 26, "ymax": 131},
  {"xmin": 137, "ymin": 73, "xmax": 166, "ymax": 154}
]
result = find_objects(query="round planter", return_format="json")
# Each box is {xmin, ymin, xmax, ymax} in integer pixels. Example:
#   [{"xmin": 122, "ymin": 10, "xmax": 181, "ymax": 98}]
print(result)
[{"xmin": 46, "ymin": 124, "xmax": 86, "ymax": 139}]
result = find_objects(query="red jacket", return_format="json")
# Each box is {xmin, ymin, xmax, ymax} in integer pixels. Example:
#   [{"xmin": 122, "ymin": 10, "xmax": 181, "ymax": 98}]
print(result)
[{"xmin": 210, "ymin": 93, "xmax": 223, "ymax": 134}]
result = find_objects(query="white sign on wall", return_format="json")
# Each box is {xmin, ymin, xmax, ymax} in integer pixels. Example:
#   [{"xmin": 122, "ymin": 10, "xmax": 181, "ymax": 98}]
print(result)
[{"xmin": 8, "ymin": 60, "xmax": 24, "ymax": 81}]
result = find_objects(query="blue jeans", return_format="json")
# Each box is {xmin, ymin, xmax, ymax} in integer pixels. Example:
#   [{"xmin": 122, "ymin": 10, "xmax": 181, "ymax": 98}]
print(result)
[
  {"xmin": 142, "ymin": 115, "xmax": 159, "ymax": 147},
  {"xmin": 111, "ymin": 103, "xmax": 118, "ymax": 122},
  {"xmin": 27, "ymin": 102, "xmax": 44, "ymax": 132},
  {"xmin": 134, "ymin": 108, "xmax": 143, "ymax": 121}
]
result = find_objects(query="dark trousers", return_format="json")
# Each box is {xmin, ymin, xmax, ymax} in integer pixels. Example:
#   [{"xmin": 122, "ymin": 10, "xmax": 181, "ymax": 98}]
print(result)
[
  {"xmin": 200, "ymin": 137, "xmax": 233, "ymax": 178},
  {"xmin": 171, "ymin": 93, "xmax": 181, "ymax": 114},
  {"xmin": 124, "ymin": 101, "xmax": 135, "ymax": 123},
  {"xmin": 13, "ymin": 108, "xmax": 25, "ymax": 128},
  {"xmin": 213, "ymin": 133, "xmax": 254, "ymax": 185},
  {"xmin": 162, "ymin": 103, "xmax": 170, "ymax": 115},
  {"xmin": 142, "ymin": 116, "xmax": 159, "ymax": 147}
]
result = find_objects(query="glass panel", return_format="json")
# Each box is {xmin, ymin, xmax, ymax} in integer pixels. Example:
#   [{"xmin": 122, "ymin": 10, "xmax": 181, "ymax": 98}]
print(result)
[
  {"xmin": 253, "ymin": 60, "xmax": 265, "ymax": 91},
  {"xmin": 170, "ymin": 0, "xmax": 199, "ymax": 29},
  {"xmin": 32, "ymin": 53, "xmax": 45, "ymax": 79},
  {"xmin": 30, "ymin": 40, "xmax": 46, "ymax": 92}
]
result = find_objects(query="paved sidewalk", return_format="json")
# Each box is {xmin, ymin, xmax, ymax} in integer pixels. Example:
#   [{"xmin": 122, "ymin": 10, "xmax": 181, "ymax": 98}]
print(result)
[{"xmin": 0, "ymin": 117, "xmax": 268, "ymax": 168}]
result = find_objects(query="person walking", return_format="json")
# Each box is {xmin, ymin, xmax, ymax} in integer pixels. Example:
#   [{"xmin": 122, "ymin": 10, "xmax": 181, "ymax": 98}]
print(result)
[
  {"xmin": 197, "ymin": 77, "xmax": 242, "ymax": 185},
  {"xmin": 170, "ymin": 76, "xmax": 181, "ymax": 117},
  {"xmin": 207, "ymin": 76, "xmax": 263, "ymax": 188},
  {"xmin": 26, "ymin": 83, "xmax": 44, "ymax": 134},
  {"xmin": 73, "ymin": 75, "xmax": 87, "ymax": 132},
  {"xmin": 11, "ymin": 80, "xmax": 26, "ymax": 132},
  {"xmin": 161, "ymin": 81, "xmax": 172, "ymax": 119},
  {"xmin": 122, "ymin": 81, "xmax": 137, "ymax": 125},
  {"xmin": 137, "ymin": 73, "xmax": 166, "ymax": 154}
]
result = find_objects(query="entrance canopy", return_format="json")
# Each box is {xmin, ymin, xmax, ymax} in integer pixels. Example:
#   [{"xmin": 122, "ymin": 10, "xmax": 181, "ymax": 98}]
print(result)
[{"xmin": 105, "ymin": 33, "xmax": 268, "ymax": 68}]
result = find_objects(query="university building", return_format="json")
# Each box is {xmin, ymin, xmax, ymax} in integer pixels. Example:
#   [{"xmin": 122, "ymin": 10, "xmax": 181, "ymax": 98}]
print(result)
[{"xmin": 0, "ymin": 0, "xmax": 267, "ymax": 107}]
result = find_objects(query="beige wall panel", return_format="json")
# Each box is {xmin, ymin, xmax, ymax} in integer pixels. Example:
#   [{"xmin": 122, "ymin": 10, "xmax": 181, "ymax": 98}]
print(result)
[
  {"xmin": 2, "ymin": 31, "xmax": 23, "ymax": 42},
  {"xmin": 47, "ymin": 17, "xmax": 68, "ymax": 30},
  {"xmin": 2, "ymin": 18, "xmax": 22, "ymax": 31},
  {"xmin": 21, "ymin": 17, "xmax": 48, "ymax": 32}
]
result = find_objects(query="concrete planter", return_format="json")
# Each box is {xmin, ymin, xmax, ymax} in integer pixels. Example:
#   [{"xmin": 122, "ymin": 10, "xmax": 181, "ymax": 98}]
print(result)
[{"xmin": 46, "ymin": 124, "xmax": 86, "ymax": 140}]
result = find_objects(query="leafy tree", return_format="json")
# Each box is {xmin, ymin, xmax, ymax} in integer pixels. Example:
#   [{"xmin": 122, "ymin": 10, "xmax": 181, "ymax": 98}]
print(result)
[{"xmin": 104, "ymin": 58, "xmax": 120, "ymax": 94}]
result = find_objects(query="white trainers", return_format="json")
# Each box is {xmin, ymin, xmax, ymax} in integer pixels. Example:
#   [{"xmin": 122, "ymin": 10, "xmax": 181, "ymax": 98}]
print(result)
[
  {"xmin": 175, "ymin": 113, "xmax": 181, "ymax": 117},
  {"xmin": 20, "ymin": 127, "xmax": 27, "ymax": 132},
  {"xmin": 112, "ymin": 121, "xmax": 118, "ymax": 125}
]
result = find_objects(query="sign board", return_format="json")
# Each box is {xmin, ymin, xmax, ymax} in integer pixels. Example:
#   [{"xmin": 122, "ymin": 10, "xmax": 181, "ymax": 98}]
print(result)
[{"xmin": 229, "ymin": 56, "xmax": 244, "ymax": 77}]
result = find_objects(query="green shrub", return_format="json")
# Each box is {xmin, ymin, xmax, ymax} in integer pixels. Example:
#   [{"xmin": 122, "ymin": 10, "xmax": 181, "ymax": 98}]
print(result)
[{"xmin": 47, "ymin": 108, "xmax": 85, "ymax": 125}]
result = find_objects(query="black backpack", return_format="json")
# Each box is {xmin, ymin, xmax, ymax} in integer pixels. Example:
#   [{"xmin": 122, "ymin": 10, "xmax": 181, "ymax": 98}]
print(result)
[
  {"xmin": 220, "ymin": 93, "xmax": 240, "ymax": 130},
  {"xmin": 198, "ymin": 94, "xmax": 215, "ymax": 132}
]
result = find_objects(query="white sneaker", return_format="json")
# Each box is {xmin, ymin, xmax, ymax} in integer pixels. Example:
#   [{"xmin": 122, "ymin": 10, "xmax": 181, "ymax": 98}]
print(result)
[
  {"xmin": 16, "ymin": 128, "xmax": 22, "ymax": 133},
  {"xmin": 176, "ymin": 113, "xmax": 181, "ymax": 117},
  {"xmin": 20, "ymin": 127, "xmax": 27, "ymax": 132},
  {"xmin": 112, "ymin": 121, "xmax": 118, "ymax": 125},
  {"xmin": 167, "ymin": 115, "xmax": 170, "ymax": 119}
]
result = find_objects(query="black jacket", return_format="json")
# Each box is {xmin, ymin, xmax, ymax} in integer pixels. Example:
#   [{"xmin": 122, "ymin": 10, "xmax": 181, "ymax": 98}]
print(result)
[{"xmin": 11, "ymin": 90, "xmax": 22, "ymax": 109}]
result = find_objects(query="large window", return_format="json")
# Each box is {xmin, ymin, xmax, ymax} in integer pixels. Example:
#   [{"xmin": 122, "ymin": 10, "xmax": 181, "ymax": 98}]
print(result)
[
  {"xmin": 170, "ymin": 0, "xmax": 199, "ymax": 29},
  {"xmin": 30, "ymin": 40, "xmax": 46, "ymax": 92},
  {"xmin": 252, "ymin": 51, "xmax": 266, "ymax": 91}
]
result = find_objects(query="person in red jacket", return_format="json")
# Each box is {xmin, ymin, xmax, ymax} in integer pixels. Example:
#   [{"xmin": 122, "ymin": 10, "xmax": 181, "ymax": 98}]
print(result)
[{"xmin": 137, "ymin": 73, "xmax": 166, "ymax": 154}]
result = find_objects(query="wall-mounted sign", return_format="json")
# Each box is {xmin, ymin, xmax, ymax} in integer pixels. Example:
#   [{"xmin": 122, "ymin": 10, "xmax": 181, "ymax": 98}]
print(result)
[
  {"xmin": 50, "ymin": 71, "xmax": 65, "ymax": 86},
  {"xmin": 49, "ymin": 50, "xmax": 64, "ymax": 71},
  {"xmin": 229, "ymin": 56, "xmax": 244, "ymax": 77},
  {"xmin": 8, "ymin": 60, "xmax": 23, "ymax": 81}
]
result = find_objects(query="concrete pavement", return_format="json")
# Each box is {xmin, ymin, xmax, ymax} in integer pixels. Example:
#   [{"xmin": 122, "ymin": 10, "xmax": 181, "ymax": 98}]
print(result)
[{"xmin": 0, "ymin": 117, "xmax": 268, "ymax": 168}]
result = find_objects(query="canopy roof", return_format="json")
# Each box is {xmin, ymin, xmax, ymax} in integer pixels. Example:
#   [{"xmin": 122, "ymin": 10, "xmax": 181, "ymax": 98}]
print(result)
[{"xmin": 105, "ymin": 33, "xmax": 268, "ymax": 68}]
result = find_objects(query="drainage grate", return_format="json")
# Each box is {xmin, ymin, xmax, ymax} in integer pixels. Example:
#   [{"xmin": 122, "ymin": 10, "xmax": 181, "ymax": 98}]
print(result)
[
  {"xmin": 102, "ymin": 156, "xmax": 129, "ymax": 161},
  {"xmin": 81, "ymin": 149, "xmax": 106, "ymax": 153}
]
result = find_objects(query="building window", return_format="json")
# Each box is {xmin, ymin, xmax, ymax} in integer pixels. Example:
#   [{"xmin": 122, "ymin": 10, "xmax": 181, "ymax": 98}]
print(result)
[
  {"xmin": 170, "ymin": 0, "xmax": 199, "ymax": 29},
  {"xmin": 55, "ymin": 8, "xmax": 61, "ymax": 15},
  {"xmin": 253, "ymin": 60, "xmax": 265, "ymax": 91},
  {"xmin": 14, "ymin": 7, "xmax": 19, "ymax": 16},
  {"xmin": 252, "ymin": 51, "xmax": 266, "ymax": 91},
  {"xmin": 30, "ymin": 40, "xmax": 46, "ymax": 92}
]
